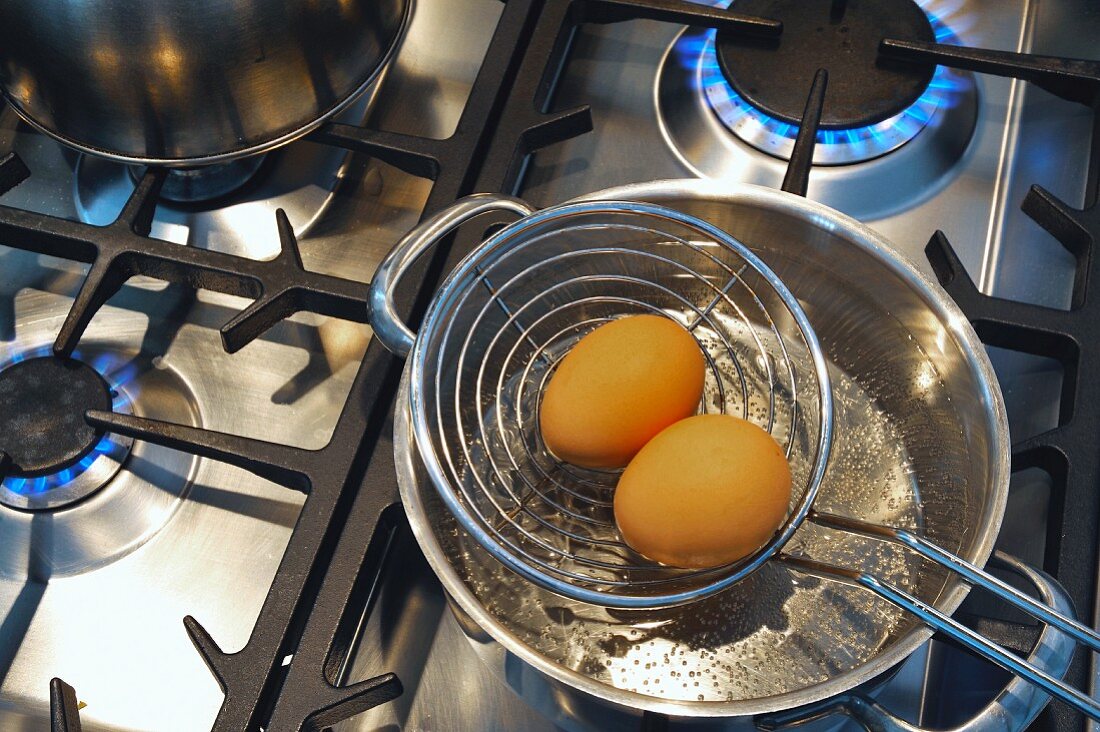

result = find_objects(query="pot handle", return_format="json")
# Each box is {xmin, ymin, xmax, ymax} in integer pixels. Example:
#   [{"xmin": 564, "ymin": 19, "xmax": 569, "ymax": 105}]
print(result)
[
  {"xmin": 757, "ymin": 551, "xmax": 1077, "ymax": 732},
  {"xmin": 369, "ymin": 193, "xmax": 537, "ymax": 357}
]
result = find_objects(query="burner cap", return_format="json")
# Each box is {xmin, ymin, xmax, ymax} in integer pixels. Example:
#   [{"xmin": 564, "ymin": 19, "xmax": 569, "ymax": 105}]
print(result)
[
  {"xmin": 0, "ymin": 357, "xmax": 111, "ymax": 478},
  {"xmin": 715, "ymin": 0, "xmax": 936, "ymax": 129}
]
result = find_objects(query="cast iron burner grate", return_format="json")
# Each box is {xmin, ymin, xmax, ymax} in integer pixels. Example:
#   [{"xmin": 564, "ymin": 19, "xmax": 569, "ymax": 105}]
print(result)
[
  {"xmin": 0, "ymin": 0, "xmax": 1096, "ymax": 730},
  {"xmin": 3, "ymin": 3, "xmax": 778, "ymax": 730}
]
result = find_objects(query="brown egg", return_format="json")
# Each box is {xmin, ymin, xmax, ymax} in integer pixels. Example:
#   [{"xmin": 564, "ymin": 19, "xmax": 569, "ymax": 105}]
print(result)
[
  {"xmin": 539, "ymin": 314, "xmax": 705, "ymax": 470},
  {"xmin": 614, "ymin": 414, "xmax": 792, "ymax": 569}
]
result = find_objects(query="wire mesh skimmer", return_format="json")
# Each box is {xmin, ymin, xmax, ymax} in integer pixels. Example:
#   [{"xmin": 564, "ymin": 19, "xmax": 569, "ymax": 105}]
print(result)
[{"xmin": 371, "ymin": 193, "xmax": 1100, "ymax": 720}]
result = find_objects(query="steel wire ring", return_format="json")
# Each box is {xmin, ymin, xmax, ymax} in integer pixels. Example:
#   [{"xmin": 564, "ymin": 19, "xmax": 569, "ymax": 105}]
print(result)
[{"xmin": 407, "ymin": 199, "xmax": 832, "ymax": 605}]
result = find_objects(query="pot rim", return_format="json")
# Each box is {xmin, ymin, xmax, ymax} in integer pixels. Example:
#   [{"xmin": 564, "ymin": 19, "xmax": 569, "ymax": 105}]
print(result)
[
  {"xmin": 395, "ymin": 179, "xmax": 1011, "ymax": 717},
  {"xmin": 0, "ymin": 0, "xmax": 412, "ymax": 168}
]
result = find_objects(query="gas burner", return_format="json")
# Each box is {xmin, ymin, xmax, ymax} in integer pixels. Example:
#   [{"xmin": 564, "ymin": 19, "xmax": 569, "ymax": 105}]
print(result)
[
  {"xmin": 67, "ymin": 83, "xmax": 381, "ymax": 254},
  {"xmin": 715, "ymin": 0, "xmax": 936, "ymax": 130},
  {"xmin": 659, "ymin": 0, "xmax": 975, "ymax": 167},
  {"xmin": 73, "ymin": 143, "xmax": 349, "ymax": 255},
  {"xmin": 0, "ymin": 344, "xmax": 199, "ymax": 578},
  {"xmin": 128, "ymin": 156, "xmax": 268, "ymax": 204},
  {"xmin": 0, "ymin": 350, "xmax": 133, "ymax": 511}
]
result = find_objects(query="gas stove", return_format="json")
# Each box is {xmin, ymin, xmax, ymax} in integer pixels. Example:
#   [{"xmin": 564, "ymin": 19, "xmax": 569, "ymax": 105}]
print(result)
[{"xmin": 0, "ymin": 1, "xmax": 1098, "ymax": 730}]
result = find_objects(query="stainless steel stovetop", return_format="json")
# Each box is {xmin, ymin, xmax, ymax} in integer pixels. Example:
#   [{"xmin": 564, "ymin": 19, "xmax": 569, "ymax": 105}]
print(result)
[{"xmin": 0, "ymin": 1, "xmax": 1097, "ymax": 730}]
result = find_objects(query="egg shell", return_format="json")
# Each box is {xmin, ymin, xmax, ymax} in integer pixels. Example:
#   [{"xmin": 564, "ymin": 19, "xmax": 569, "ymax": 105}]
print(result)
[
  {"xmin": 538, "ymin": 314, "xmax": 705, "ymax": 470},
  {"xmin": 614, "ymin": 414, "xmax": 792, "ymax": 569}
]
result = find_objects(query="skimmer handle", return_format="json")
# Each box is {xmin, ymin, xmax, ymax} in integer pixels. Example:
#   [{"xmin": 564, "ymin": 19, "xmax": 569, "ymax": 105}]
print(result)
[
  {"xmin": 782, "ymin": 512, "xmax": 1100, "ymax": 721},
  {"xmin": 369, "ymin": 193, "xmax": 536, "ymax": 357},
  {"xmin": 810, "ymin": 511, "xmax": 1100, "ymax": 653},
  {"xmin": 759, "ymin": 552, "xmax": 1075, "ymax": 732}
]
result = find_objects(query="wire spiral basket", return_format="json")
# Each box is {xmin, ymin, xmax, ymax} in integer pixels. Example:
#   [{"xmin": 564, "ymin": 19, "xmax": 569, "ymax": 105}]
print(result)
[{"xmin": 406, "ymin": 200, "xmax": 833, "ymax": 608}]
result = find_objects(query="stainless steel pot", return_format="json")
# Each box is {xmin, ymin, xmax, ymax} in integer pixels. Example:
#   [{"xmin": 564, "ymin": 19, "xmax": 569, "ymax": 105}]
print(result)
[
  {"xmin": 0, "ymin": 0, "xmax": 409, "ymax": 165},
  {"xmin": 370, "ymin": 180, "xmax": 1088, "ymax": 729}
]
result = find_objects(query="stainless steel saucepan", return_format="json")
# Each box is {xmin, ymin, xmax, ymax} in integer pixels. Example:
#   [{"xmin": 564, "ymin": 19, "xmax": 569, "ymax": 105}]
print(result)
[
  {"xmin": 0, "ymin": 0, "xmax": 409, "ymax": 165},
  {"xmin": 367, "ymin": 179, "xmax": 1096, "ymax": 729}
]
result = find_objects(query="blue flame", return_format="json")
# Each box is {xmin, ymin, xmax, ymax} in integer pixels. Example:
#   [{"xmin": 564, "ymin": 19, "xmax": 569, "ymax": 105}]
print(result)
[
  {"xmin": 1, "ymin": 345, "xmax": 136, "ymax": 497},
  {"xmin": 679, "ymin": 0, "xmax": 968, "ymax": 158}
]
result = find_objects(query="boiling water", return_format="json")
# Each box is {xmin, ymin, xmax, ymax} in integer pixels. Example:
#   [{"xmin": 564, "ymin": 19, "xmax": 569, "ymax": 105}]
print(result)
[{"xmin": 434, "ymin": 307, "xmax": 948, "ymax": 702}]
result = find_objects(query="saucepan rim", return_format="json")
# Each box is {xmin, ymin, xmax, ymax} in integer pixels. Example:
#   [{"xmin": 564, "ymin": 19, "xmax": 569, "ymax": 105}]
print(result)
[{"xmin": 394, "ymin": 179, "xmax": 1010, "ymax": 717}]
